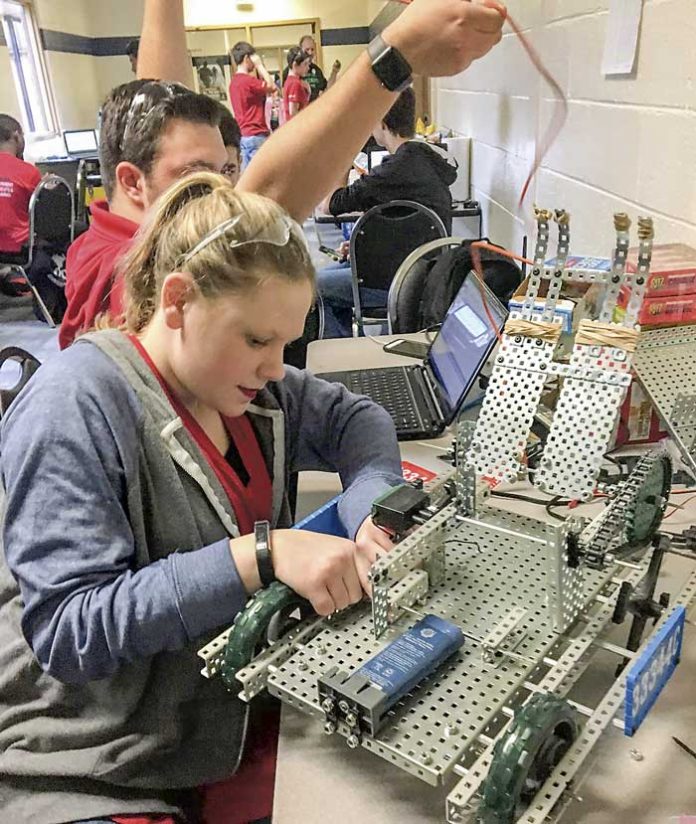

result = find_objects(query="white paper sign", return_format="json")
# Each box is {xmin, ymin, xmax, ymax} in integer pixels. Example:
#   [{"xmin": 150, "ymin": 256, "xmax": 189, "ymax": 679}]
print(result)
[{"xmin": 601, "ymin": 0, "xmax": 645, "ymax": 76}]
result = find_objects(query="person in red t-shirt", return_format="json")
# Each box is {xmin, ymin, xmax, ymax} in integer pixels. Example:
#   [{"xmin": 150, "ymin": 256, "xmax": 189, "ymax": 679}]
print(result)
[
  {"xmin": 0, "ymin": 114, "xmax": 41, "ymax": 255},
  {"xmin": 61, "ymin": 83, "xmax": 229, "ymax": 349},
  {"xmin": 228, "ymin": 41, "xmax": 276, "ymax": 170},
  {"xmin": 282, "ymin": 47, "xmax": 311, "ymax": 124}
]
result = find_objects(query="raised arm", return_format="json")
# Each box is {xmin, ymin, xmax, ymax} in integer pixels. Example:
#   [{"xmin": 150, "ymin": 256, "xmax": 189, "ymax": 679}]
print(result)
[
  {"xmin": 238, "ymin": 0, "xmax": 505, "ymax": 220},
  {"xmin": 137, "ymin": 0, "xmax": 193, "ymax": 86}
]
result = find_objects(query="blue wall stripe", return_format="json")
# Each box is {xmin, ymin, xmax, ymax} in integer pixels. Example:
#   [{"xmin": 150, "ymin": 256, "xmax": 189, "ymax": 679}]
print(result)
[
  {"xmin": 320, "ymin": 26, "xmax": 369, "ymax": 47},
  {"xmin": 40, "ymin": 30, "xmax": 134, "ymax": 57},
  {"xmin": 0, "ymin": 26, "xmax": 369, "ymax": 57}
]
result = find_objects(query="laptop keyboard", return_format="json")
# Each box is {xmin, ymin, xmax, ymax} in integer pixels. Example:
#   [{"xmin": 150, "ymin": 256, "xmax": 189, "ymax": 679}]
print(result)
[{"xmin": 324, "ymin": 368, "xmax": 423, "ymax": 431}]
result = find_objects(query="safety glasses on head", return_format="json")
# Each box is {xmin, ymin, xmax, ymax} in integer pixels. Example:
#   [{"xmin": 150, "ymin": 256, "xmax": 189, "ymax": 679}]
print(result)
[{"xmin": 179, "ymin": 212, "xmax": 306, "ymax": 267}]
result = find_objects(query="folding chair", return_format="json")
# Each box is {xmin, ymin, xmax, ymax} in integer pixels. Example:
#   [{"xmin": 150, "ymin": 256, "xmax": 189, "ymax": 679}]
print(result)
[
  {"xmin": 0, "ymin": 174, "xmax": 74, "ymax": 327},
  {"xmin": 349, "ymin": 200, "xmax": 446, "ymax": 336}
]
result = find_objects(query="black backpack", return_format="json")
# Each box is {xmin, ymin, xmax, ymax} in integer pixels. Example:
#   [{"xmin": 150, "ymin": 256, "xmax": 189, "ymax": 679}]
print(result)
[{"xmin": 418, "ymin": 240, "xmax": 521, "ymax": 329}]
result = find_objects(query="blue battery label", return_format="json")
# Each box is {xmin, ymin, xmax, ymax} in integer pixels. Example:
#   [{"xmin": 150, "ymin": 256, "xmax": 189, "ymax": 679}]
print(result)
[{"xmin": 357, "ymin": 615, "xmax": 464, "ymax": 704}]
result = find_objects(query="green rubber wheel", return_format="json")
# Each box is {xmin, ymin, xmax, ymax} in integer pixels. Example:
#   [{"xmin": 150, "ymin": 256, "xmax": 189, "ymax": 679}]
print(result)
[
  {"xmin": 625, "ymin": 454, "xmax": 672, "ymax": 546},
  {"xmin": 220, "ymin": 581, "xmax": 310, "ymax": 692},
  {"xmin": 477, "ymin": 694, "xmax": 578, "ymax": 824}
]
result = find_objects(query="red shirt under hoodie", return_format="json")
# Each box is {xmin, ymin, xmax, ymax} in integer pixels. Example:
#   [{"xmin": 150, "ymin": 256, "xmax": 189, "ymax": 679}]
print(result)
[{"xmin": 61, "ymin": 199, "xmax": 138, "ymax": 349}]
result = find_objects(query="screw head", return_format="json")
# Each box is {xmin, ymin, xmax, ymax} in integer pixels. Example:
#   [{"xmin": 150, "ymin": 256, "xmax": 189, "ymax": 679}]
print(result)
[
  {"xmin": 324, "ymin": 721, "xmax": 337, "ymax": 735},
  {"xmin": 347, "ymin": 734, "xmax": 360, "ymax": 749},
  {"xmin": 345, "ymin": 711, "xmax": 358, "ymax": 727},
  {"xmin": 321, "ymin": 698, "xmax": 335, "ymax": 713},
  {"xmin": 338, "ymin": 699, "xmax": 350, "ymax": 714}
]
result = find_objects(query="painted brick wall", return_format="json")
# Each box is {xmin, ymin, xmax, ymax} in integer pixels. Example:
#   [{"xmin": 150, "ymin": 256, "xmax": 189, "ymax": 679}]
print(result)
[{"xmin": 433, "ymin": 0, "xmax": 696, "ymax": 258}]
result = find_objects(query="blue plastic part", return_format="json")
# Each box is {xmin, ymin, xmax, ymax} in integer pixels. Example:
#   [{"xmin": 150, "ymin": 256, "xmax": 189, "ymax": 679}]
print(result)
[
  {"xmin": 624, "ymin": 605, "xmax": 685, "ymax": 736},
  {"xmin": 356, "ymin": 614, "xmax": 464, "ymax": 709},
  {"xmin": 293, "ymin": 495, "xmax": 347, "ymax": 538}
]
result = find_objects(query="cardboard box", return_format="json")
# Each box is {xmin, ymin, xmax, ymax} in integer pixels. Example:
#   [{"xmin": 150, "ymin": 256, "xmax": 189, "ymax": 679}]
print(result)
[
  {"xmin": 615, "ymin": 289, "xmax": 696, "ymax": 327},
  {"xmin": 626, "ymin": 243, "xmax": 696, "ymax": 297},
  {"xmin": 615, "ymin": 380, "xmax": 668, "ymax": 446}
]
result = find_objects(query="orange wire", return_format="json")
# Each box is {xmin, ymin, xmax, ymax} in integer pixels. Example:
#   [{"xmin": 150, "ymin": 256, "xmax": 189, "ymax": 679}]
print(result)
[
  {"xmin": 395, "ymin": 1, "xmax": 568, "ymax": 207},
  {"xmin": 469, "ymin": 240, "xmax": 536, "ymax": 342}
]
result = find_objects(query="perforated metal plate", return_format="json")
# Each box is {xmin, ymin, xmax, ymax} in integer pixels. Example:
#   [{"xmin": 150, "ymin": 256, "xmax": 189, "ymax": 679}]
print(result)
[
  {"xmin": 535, "ymin": 343, "xmax": 632, "ymax": 500},
  {"xmin": 468, "ymin": 334, "xmax": 558, "ymax": 483},
  {"xmin": 267, "ymin": 509, "xmax": 609, "ymax": 787},
  {"xmin": 633, "ymin": 324, "xmax": 696, "ymax": 474}
]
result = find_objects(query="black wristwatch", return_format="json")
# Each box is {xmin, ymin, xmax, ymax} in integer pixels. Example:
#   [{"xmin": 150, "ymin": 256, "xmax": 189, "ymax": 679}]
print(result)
[
  {"xmin": 254, "ymin": 520, "xmax": 276, "ymax": 587},
  {"xmin": 367, "ymin": 34, "xmax": 413, "ymax": 93}
]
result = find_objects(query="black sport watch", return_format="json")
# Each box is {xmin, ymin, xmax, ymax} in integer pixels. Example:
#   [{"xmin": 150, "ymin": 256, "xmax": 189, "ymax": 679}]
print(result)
[
  {"xmin": 254, "ymin": 520, "xmax": 276, "ymax": 587},
  {"xmin": 367, "ymin": 34, "xmax": 413, "ymax": 93}
]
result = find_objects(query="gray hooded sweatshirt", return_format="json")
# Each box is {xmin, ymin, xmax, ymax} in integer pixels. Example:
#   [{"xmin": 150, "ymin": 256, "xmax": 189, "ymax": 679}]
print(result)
[{"xmin": 0, "ymin": 330, "xmax": 403, "ymax": 823}]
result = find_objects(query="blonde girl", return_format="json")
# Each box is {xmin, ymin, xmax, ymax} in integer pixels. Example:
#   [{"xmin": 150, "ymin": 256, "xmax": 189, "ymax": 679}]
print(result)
[{"xmin": 0, "ymin": 172, "xmax": 401, "ymax": 824}]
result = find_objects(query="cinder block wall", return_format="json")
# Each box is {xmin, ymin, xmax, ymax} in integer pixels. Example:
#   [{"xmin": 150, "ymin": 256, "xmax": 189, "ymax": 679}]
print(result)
[{"xmin": 433, "ymin": 0, "xmax": 696, "ymax": 257}]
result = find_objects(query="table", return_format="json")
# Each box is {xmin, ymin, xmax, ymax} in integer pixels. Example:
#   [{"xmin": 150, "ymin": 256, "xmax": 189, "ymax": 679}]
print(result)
[{"xmin": 274, "ymin": 334, "xmax": 696, "ymax": 824}]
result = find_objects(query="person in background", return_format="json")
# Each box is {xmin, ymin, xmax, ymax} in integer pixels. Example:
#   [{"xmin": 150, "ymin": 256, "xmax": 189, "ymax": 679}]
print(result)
[
  {"xmin": 282, "ymin": 34, "xmax": 340, "ymax": 102},
  {"xmin": 126, "ymin": 39, "xmax": 139, "ymax": 74},
  {"xmin": 0, "ymin": 113, "xmax": 65, "ymax": 318},
  {"xmin": 228, "ymin": 42, "xmax": 276, "ymax": 170},
  {"xmin": 316, "ymin": 88, "xmax": 458, "ymax": 337},
  {"xmin": 218, "ymin": 105, "xmax": 242, "ymax": 185},
  {"xmin": 0, "ymin": 114, "xmax": 40, "ymax": 256},
  {"xmin": 61, "ymin": 81, "xmax": 228, "ymax": 348},
  {"xmin": 0, "ymin": 171, "xmax": 402, "ymax": 824},
  {"xmin": 282, "ymin": 47, "xmax": 311, "ymax": 123}
]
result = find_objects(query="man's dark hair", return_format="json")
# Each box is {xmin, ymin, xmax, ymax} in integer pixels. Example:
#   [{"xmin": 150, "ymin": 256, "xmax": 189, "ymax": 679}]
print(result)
[
  {"xmin": 299, "ymin": 34, "xmax": 314, "ymax": 48},
  {"xmin": 231, "ymin": 41, "xmax": 255, "ymax": 66},
  {"xmin": 125, "ymin": 39, "xmax": 139, "ymax": 58},
  {"xmin": 0, "ymin": 114, "xmax": 22, "ymax": 144},
  {"xmin": 383, "ymin": 87, "xmax": 416, "ymax": 139},
  {"xmin": 287, "ymin": 46, "xmax": 310, "ymax": 68},
  {"xmin": 99, "ymin": 80, "xmax": 222, "ymax": 200},
  {"xmin": 218, "ymin": 106, "xmax": 241, "ymax": 150}
]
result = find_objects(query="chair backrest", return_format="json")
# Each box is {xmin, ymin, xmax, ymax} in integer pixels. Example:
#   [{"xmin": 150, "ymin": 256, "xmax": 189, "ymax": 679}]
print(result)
[
  {"xmin": 0, "ymin": 347, "xmax": 41, "ymax": 419},
  {"xmin": 29, "ymin": 174, "xmax": 74, "ymax": 253},
  {"xmin": 388, "ymin": 237, "xmax": 467, "ymax": 334},
  {"xmin": 349, "ymin": 200, "xmax": 447, "ymax": 294}
]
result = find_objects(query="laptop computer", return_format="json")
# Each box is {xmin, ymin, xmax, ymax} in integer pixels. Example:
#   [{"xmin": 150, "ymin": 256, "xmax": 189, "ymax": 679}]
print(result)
[
  {"xmin": 316, "ymin": 273, "xmax": 508, "ymax": 440},
  {"xmin": 63, "ymin": 129, "xmax": 99, "ymax": 158}
]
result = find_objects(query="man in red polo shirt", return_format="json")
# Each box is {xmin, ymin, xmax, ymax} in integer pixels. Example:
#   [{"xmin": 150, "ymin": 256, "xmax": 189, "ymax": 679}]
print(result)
[
  {"xmin": 60, "ymin": 83, "xmax": 228, "ymax": 348},
  {"xmin": 228, "ymin": 41, "xmax": 275, "ymax": 170},
  {"xmin": 0, "ymin": 114, "xmax": 41, "ymax": 255}
]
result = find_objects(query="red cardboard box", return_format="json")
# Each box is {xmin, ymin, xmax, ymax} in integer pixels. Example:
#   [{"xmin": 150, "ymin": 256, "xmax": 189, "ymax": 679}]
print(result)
[
  {"xmin": 625, "ymin": 243, "xmax": 696, "ymax": 297},
  {"xmin": 615, "ymin": 288, "xmax": 696, "ymax": 327},
  {"xmin": 616, "ymin": 380, "xmax": 668, "ymax": 446}
]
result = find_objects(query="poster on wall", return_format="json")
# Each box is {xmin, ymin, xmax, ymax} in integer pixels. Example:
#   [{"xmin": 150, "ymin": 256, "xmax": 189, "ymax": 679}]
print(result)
[{"xmin": 192, "ymin": 56, "xmax": 231, "ymax": 104}]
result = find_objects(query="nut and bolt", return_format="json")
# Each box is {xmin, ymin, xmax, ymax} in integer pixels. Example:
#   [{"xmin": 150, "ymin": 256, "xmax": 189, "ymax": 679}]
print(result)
[
  {"xmin": 323, "ymin": 721, "xmax": 337, "ymax": 735},
  {"xmin": 321, "ymin": 698, "xmax": 335, "ymax": 714},
  {"xmin": 346, "ymin": 734, "xmax": 360, "ymax": 749},
  {"xmin": 629, "ymin": 748, "xmax": 644, "ymax": 762},
  {"xmin": 345, "ymin": 711, "xmax": 358, "ymax": 727},
  {"xmin": 338, "ymin": 699, "xmax": 351, "ymax": 714}
]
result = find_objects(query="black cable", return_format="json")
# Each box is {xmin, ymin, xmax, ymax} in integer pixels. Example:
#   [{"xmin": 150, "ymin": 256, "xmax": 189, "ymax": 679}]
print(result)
[
  {"xmin": 545, "ymin": 498, "xmax": 568, "ymax": 521},
  {"xmin": 492, "ymin": 490, "xmax": 575, "ymax": 507}
]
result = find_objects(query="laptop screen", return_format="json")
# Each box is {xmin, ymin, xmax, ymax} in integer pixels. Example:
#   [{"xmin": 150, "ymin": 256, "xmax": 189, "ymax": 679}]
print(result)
[
  {"xmin": 425, "ymin": 273, "xmax": 507, "ymax": 424},
  {"xmin": 63, "ymin": 129, "xmax": 98, "ymax": 156}
]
